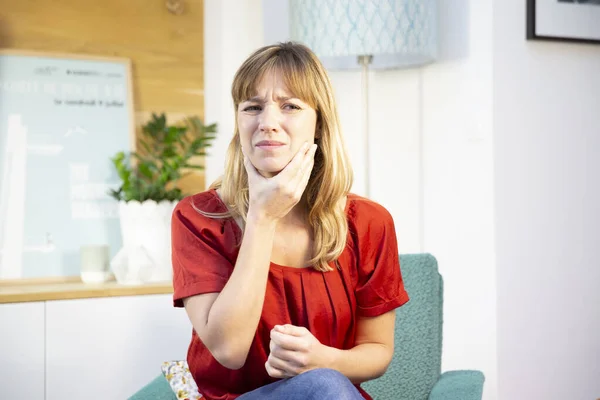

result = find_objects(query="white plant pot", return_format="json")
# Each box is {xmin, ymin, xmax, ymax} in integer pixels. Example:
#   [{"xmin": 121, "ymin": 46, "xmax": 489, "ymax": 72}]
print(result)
[{"xmin": 111, "ymin": 200, "xmax": 178, "ymax": 285}]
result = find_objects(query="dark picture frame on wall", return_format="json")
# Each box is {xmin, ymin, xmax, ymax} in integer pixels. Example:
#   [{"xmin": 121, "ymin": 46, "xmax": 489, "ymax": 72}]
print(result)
[{"xmin": 527, "ymin": 0, "xmax": 600, "ymax": 44}]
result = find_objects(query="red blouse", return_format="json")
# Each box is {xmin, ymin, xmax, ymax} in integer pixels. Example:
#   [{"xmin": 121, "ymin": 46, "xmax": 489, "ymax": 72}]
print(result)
[{"xmin": 172, "ymin": 189, "xmax": 409, "ymax": 400}]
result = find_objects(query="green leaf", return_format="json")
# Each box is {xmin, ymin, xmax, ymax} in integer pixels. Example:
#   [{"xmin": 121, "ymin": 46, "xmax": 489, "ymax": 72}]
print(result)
[
  {"xmin": 138, "ymin": 162, "xmax": 154, "ymax": 180},
  {"xmin": 182, "ymin": 164, "xmax": 205, "ymax": 170},
  {"xmin": 109, "ymin": 113, "xmax": 218, "ymax": 202}
]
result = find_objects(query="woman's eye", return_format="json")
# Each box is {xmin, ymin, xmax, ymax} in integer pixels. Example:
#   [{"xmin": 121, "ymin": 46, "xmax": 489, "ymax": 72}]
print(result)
[
  {"xmin": 243, "ymin": 105, "xmax": 261, "ymax": 112},
  {"xmin": 283, "ymin": 103, "xmax": 301, "ymax": 110}
]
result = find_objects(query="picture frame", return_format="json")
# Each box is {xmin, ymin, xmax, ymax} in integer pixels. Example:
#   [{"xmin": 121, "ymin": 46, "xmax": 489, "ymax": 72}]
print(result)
[
  {"xmin": 527, "ymin": 0, "xmax": 600, "ymax": 44},
  {"xmin": 0, "ymin": 49, "xmax": 135, "ymax": 279}
]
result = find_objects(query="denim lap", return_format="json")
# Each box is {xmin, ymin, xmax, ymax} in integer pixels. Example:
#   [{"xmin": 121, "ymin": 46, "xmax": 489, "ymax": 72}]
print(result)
[{"xmin": 237, "ymin": 368, "xmax": 364, "ymax": 400}]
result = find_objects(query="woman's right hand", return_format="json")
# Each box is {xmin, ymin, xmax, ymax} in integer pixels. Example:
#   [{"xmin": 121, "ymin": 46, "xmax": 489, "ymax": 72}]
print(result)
[{"xmin": 243, "ymin": 142, "xmax": 318, "ymax": 223}]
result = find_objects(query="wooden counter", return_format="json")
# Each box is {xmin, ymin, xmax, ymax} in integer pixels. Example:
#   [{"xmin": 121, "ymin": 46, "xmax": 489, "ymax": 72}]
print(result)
[{"xmin": 0, "ymin": 276, "xmax": 173, "ymax": 304}]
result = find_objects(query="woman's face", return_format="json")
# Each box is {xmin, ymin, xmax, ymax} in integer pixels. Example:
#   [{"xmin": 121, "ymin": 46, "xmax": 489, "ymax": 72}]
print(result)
[{"xmin": 237, "ymin": 70, "xmax": 317, "ymax": 178}]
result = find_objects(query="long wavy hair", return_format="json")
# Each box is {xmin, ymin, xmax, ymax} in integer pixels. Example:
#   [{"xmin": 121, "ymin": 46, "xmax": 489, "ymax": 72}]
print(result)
[{"xmin": 206, "ymin": 42, "xmax": 353, "ymax": 272}]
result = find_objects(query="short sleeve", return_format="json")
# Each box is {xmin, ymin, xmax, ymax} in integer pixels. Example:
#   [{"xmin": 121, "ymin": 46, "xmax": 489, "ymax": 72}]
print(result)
[
  {"xmin": 171, "ymin": 198, "xmax": 234, "ymax": 308},
  {"xmin": 354, "ymin": 203, "xmax": 409, "ymax": 317}
]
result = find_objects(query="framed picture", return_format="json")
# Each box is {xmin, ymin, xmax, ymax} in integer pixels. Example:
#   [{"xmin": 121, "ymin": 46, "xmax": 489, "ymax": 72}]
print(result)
[
  {"xmin": 0, "ymin": 49, "xmax": 135, "ymax": 279},
  {"xmin": 527, "ymin": 0, "xmax": 600, "ymax": 44}
]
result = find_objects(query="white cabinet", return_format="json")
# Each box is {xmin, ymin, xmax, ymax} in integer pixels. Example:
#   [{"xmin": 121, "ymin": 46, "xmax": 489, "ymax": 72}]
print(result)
[
  {"xmin": 45, "ymin": 294, "xmax": 192, "ymax": 400},
  {"xmin": 0, "ymin": 302, "xmax": 45, "ymax": 400},
  {"xmin": 1, "ymin": 294, "xmax": 193, "ymax": 400}
]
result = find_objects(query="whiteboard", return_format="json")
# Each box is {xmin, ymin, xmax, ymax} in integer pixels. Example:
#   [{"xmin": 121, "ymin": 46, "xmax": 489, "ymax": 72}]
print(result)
[{"xmin": 0, "ymin": 50, "xmax": 135, "ymax": 279}]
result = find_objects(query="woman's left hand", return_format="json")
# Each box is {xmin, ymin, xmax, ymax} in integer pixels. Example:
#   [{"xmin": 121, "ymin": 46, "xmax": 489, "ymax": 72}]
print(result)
[{"xmin": 265, "ymin": 324, "xmax": 331, "ymax": 379}]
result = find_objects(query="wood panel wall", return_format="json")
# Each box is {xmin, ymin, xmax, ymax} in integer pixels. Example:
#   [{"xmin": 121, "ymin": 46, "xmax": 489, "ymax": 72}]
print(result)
[{"xmin": 0, "ymin": 0, "xmax": 206, "ymax": 191}]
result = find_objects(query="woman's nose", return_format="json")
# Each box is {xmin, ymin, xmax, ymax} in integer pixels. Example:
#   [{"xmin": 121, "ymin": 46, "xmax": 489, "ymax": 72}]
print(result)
[{"xmin": 258, "ymin": 105, "xmax": 279, "ymax": 133}]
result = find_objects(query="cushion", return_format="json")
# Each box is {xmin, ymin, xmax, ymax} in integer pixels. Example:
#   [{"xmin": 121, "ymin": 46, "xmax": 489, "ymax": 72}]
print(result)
[{"xmin": 161, "ymin": 360, "xmax": 202, "ymax": 400}]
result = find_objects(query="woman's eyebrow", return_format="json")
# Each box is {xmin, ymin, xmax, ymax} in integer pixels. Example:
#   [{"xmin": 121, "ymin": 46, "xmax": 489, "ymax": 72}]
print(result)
[{"xmin": 245, "ymin": 95, "xmax": 298, "ymax": 103}]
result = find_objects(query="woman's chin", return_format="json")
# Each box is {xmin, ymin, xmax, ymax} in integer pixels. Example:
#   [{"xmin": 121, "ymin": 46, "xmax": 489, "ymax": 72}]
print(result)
[
  {"xmin": 257, "ymin": 167, "xmax": 284, "ymax": 178},
  {"xmin": 254, "ymin": 160, "xmax": 288, "ymax": 177}
]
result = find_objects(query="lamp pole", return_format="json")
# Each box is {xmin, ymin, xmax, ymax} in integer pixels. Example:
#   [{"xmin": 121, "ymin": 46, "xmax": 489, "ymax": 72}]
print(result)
[{"xmin": 357, "ymin": 54, "xmax": 373, "ymax": 198}]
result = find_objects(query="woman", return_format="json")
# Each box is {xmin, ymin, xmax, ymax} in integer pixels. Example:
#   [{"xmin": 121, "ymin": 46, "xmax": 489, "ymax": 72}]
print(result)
[{"xmin": 172, "ymin": 42, "xmax": 409, "ymax": 400}]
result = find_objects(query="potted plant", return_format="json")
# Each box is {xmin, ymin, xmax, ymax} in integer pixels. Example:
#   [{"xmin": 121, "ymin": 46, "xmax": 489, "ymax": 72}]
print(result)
[{"xmin": 108, "ymin": 113, "xmax": 217, "ymax": 284}]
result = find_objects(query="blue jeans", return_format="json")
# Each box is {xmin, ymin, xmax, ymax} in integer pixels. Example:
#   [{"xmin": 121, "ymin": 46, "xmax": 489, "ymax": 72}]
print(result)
[{"xmin": 237, "ymin": 368, "xmax": 364, "ymax": 399}]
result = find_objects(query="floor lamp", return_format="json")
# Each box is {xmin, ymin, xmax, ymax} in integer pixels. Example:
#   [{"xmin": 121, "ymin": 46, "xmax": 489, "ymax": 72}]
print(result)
[{"xmin": 289, "ymin": 0, "xmax": 438, "ymax": 198}]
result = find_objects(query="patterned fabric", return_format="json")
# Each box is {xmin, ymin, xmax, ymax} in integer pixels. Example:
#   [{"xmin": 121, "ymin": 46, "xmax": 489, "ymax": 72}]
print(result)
[
  {"xmin": 161, "ymin": 361, "xmax": 202, "ymax": 400},
  {"xmin": 289, "ymin": 0, "xmax": 437, "ymax": 70}
]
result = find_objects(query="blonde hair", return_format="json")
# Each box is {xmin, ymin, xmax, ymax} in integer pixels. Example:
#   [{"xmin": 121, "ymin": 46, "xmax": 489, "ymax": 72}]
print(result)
[{"xmin": 208, "ymin": 42, "xmax": 353, "ymax": 272}]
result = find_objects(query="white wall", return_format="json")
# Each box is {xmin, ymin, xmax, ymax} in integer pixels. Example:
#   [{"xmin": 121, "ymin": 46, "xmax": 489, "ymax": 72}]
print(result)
[
  {"xmin": 322, "ymin": 68, "xmax": 423, "ymax": 253},
  {"xmin": 204, "ymin": 0, "xmax": 264, "ymax": 188},
  {"xmin": 422, "ymin": 1, "xmax": 497, "ymax": 399},
  {"xmin": 494, "ymin": 2, "xmax": 600, "ymax": 400}
]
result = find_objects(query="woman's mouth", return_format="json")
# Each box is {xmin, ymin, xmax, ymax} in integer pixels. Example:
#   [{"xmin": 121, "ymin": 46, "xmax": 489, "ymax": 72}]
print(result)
[{"xmin": 255, "ymin": 140, "xmax": 285, "ymax": 148}]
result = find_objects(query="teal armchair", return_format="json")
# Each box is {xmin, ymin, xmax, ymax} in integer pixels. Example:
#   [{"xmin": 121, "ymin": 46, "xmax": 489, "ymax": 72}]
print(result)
[
  {"xmin": 361, "ymin": 254, "xmax": 485, "ymax": 400},
  {"xmin": 130, "ymin": 254, "xmax": 484, "ymax": 400}
]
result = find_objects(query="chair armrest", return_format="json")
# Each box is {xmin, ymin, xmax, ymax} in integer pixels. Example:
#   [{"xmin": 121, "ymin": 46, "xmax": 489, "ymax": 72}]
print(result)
[
  {"xmin": 128, "ymin": 375, "xmax": 177, "ymax": 400},
  {"xmin": 428, "ymin": 370, "xmax": 485, "ymax": 400}
]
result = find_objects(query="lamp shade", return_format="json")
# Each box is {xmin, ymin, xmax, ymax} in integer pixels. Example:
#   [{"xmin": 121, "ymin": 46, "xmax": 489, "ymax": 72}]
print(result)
[{"xmin": 289, "ymin": 0, "xmax": 437, "ymax": 70}]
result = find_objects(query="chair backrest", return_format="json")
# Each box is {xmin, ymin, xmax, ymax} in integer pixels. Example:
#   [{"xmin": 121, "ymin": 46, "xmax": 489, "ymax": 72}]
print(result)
[{"xmin": 361, "ymin": 253, "xmax": 443, "ymax": 400}]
